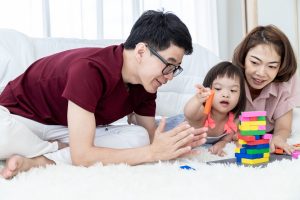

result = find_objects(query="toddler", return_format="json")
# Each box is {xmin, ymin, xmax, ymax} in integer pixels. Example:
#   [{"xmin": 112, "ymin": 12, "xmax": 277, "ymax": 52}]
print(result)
[{"xmin": 184, "ymin": 61, "xmax": 246, "ymax": 156}]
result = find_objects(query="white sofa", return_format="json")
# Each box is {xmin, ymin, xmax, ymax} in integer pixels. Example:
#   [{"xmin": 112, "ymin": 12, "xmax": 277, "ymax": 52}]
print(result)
[
  {"xmin": 0, "ymin": 28, "xmax": 221, "ymax": 117},
  {"xmin": 0, "ymin": 28, "xmax": 299, "ymax": 135}
]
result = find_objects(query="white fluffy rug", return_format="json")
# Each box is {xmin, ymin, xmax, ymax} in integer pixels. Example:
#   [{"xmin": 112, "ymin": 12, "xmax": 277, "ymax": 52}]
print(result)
[
  {"xmin": 1, "ymin": 159, "xmax": 300, "ymax": 200},
  {"xmin": 1, "ymin": 140, "xmax": 300, "ymax": 200}
]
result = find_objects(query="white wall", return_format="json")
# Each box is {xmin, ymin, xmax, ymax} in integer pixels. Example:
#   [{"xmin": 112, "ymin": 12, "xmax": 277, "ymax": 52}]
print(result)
[
  {"xmin": 217, "ymin": 0, "xmax": 300, "ymax": 64},
  {"xmin": 257, "ymin": 0, "xmax": 299, "ymax": 61},
  {"xmin": 217, "ymin": 0, "xmax": 243, "ymax": 61}
]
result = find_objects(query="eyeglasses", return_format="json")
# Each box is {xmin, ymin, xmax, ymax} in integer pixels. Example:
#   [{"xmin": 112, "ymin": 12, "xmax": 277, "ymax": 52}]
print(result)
[{"xmin": 146, "ymin": 45, "xmax": 183, "ymax": 77}]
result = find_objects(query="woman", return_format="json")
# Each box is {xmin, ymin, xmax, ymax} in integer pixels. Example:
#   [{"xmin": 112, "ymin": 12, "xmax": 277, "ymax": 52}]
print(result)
[{"xmin": 232, "ymin": 25, "xmax": 300, "ymax": 154}]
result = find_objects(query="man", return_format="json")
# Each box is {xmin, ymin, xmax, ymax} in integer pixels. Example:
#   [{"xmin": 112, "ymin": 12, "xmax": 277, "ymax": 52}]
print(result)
[{"xmin": 0, "ymin": 10, "xmax": 207, "ymax": 179}]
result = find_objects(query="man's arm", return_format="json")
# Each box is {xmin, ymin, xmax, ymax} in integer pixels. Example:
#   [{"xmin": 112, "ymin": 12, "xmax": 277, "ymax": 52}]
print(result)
[
  {"xmin": 134, "ymin": 113, "xmax": 208, "ymax": 148},
  {"xmin": 67, "ymin": 101, "xmax": 200, "ymax": 167}
]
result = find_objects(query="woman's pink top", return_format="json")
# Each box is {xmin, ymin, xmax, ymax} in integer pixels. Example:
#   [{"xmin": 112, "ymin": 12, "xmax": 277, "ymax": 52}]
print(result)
[{"xmin": 245, "ymin": 74, "xmax": 300, "ymax": 132}]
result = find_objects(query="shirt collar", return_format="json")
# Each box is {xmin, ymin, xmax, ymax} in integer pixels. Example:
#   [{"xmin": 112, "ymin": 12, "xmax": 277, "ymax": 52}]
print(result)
[{"xmin": 245, "ymin": 82, "xmax": 278, "ymax": 102}]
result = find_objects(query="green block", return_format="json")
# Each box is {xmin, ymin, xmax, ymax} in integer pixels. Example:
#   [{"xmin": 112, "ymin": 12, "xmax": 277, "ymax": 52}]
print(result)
[
  {"xmin": 246, "ymin": 148, "xmax": 270, "ymax": 154},
  {"xmin": 257, "ymin": 116, "xmax": 266, "ymax": 121},
  {"xmin": 240, "ymin": 130, "xmax": 266, "ymax": 136}
]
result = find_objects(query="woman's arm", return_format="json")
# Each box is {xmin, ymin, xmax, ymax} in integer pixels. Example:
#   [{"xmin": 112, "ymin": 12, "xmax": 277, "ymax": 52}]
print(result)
[{"xmin": 271, "ymin": 110, "xmax": 294, "ymax": 154}]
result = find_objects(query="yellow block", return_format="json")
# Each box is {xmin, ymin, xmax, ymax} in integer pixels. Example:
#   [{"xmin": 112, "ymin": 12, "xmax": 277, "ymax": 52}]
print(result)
[
  {"xmin": 241, "ymin": 157, "xmax": 269, "ymax": 164},
  {"xmin": 238, "ymin": 139, "xmax": 247, "ymax": 145},
  {"xmin": 239, "ymin": 125, "xmax": 261, "ymax": 130},
  {"xmin": 240, "ymin": 121, "xmax": 266, "ymax": 126},
  {"xmin": 235, "ymin": 148, "xmax": 241, "ymax": 153},
  {"xmin": 263, "ymin": 153, "xmax": 270, "ymax": 158}
]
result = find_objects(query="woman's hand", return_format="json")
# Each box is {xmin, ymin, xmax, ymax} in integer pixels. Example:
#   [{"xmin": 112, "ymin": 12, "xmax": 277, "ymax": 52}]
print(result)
[{"xmin": 270, "ymin": 135, "xmax": 295, "ymax": 155}]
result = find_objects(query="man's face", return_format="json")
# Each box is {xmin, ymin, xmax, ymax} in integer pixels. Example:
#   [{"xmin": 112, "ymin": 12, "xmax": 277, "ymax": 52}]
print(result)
[{"xmin": 139, "ymin": 43, "xmax": 185, "ymax": 93}]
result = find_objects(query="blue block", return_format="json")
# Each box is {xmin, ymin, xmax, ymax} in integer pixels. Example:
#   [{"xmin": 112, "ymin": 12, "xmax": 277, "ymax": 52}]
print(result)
[
  {"xmin": 180, "ymin": 165, "xmax": 196, "ymax": 170},
  {"xmin": 238, "ymin": 148, "xmax": 247, "ymax": 154},
  {"xmin": 243, "ymin": 144, "xmax": 270, "ymax": 149},
  {"xmin": 255, "ymin": 135, "xmax": 261, "ymax": 140},
  {"xmin": 235, "ymin": 153, "xmax": 264, "ymax": 159}
]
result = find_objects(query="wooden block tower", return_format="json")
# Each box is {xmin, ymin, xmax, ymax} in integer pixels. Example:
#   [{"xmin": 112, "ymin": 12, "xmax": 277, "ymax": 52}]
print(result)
[{"xmin": 235, "ymin": 111, "xmax": 271, "ymax": 165}]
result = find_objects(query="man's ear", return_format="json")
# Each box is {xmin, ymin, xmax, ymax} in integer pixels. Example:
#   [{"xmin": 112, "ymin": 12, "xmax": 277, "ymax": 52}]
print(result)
[{"xmin": 134, "ymin": 42, "xmax": 147, "ymax": 63}]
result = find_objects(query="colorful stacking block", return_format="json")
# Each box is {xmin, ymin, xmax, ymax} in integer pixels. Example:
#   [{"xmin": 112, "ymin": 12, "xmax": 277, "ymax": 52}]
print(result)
[
  {"xmin": 241, "ymin": 111, "xmax": 267, "ymax": 117},
  {"xmin": 244, "ymin": 144, "xmax": 270, "ymax": 149},
  {"xmin": 235, "ymin": 111, "xmax": 270, "ymax": 165},
  {"xmin": 237, "ymin": 134, "xmax": 258, "ymax": 142},
  {"xmin": 292, "ymin": 150, "xmax": 300, "ymax": 159},
  {"xmin": 235, "ymin": 153, "xmax": 264, "ymax": 159},
  {"xmin": 262, "ymin": 134, "xmax": 272, "ymax": 140},
  {"xmin": 241, "ymin": 157, "xmax": 269, "ymax": 165},
  {"xmin": 246, "ymin": 139, "xmax": 269, "ymax": 145}
]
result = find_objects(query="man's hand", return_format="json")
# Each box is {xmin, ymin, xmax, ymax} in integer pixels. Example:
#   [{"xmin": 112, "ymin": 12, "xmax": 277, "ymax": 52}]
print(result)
[
  {"xmin": 149, "ymin": 117, "xmax": 206, "ymax": 161},
  {"xmin": 186, "ymin": 126, "xmax": 207, "ymax": 148}
]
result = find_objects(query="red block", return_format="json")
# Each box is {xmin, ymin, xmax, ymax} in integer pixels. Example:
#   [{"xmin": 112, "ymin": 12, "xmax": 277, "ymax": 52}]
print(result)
[
  {"xmin": 249, "ymin": 117, "xmax": 258, "ymax": 121},
  {"xmin": 237, "ymin": 133, "xmax": 256, "ymax": 142},
  {"xmin": 247, "ymin": 139, "xmax": 269, "ymax": 145}
]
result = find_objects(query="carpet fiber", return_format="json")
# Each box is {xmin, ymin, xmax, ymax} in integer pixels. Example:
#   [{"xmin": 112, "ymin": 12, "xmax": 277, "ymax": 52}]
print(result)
[{"xmin": 1, "ymin": 139, "xmax": 300, "ymax": 200}]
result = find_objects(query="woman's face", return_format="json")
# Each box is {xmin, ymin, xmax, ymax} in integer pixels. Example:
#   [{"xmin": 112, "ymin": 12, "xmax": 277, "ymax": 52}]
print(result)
[{"xmin": 244, "ymin": 44, "xmax": 281, "ymax": 90}]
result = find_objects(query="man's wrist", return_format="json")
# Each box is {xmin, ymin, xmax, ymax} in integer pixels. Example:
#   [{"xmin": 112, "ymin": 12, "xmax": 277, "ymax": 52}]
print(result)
[{"xmin": 146, "ymin": 145, "xmax": 157, "ymax": 163}]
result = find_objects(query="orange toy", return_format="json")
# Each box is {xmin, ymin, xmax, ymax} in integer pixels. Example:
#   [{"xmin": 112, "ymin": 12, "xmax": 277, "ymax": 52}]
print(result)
[
  {"xmin": 275, "ymin": 148, "xmax": 284, "ymax": 154},
  {"xmin": 275, "ymin": 144, "xmax": 300, "ymax": 154},
  {"xmin": 203, "ymin": 90, "xmax": 214, "ymax": 115}
]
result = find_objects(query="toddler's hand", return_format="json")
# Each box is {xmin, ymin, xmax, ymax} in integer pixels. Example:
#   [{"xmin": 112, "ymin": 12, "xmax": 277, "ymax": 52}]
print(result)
[
  {"xmin": 208, "ymin": 141, "xmax": 227, "ymax": 157},
  {"xmin": 194, "ymin": 84, "xmax": 211, "ymax": 104}
]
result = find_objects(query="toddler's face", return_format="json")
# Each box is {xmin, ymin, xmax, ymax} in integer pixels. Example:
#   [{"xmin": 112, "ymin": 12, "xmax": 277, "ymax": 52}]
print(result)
[
  {"xmin": 211, "ymin": 76, "xmax": 240, "ymax": 114},
  {"xmin": 244, "ymin": 44, "xmax": 281, "ymax": 90}
]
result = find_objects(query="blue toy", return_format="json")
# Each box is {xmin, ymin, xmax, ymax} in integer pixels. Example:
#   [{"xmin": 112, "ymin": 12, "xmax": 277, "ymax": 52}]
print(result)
[{"xmin": 180, "ymin": 165, "xmax": 196, "ymax": 170}]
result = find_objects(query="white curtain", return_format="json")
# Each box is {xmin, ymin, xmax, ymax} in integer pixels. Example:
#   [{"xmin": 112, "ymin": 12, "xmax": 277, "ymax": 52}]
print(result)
[
  {"xmin": 0, "ymin": 0, "xmax": 219, "ymax": 56},
  {"xmin": 141, "ymin": 0, "xmax": 219, "ymax": 56}
]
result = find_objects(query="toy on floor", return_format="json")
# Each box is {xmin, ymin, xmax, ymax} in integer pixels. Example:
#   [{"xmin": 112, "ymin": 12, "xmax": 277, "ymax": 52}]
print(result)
[
  {"xmin": 275, "ymin": 143, "xmax": 300, "ymax": 159},
  {"xmin": 292, "ymin": 150, "xmax": 300, "ymax": 159},
  {"xmin": 235, "ymin": 111, "xmax": 270, "ymax": 165},
  {"xmin": 180, "ymin": 165, "xmax": 196, "ymax": 170}
]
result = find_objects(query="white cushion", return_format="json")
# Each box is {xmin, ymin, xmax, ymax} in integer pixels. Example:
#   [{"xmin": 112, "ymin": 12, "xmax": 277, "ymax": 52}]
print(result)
[
  {"xmin": 0, "ymin": 29, "xmax": 36, "ymax": 92},
  {"xmin": 156, "ymin": 44, "xmax": 221, "ymax": 116},
  {"xmin": 33, "ymin": 38, "xmax": 123, "ymax": 60}
]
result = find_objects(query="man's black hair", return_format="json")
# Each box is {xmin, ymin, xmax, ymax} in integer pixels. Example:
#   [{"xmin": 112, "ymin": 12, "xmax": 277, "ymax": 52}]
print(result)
[{"xmin": 124, "ymin": 10, "xmax": 193, "ymax": 54}]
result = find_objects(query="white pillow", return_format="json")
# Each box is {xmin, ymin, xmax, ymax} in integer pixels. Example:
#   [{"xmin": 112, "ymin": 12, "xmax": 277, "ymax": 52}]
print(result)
[
  {"xmin": 156, "ymin": 44, "xmax": 221, "ymax": 116},
  {"xmin": 0, "ymin": 29, "xmax": 35, "ymax": 90}
]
